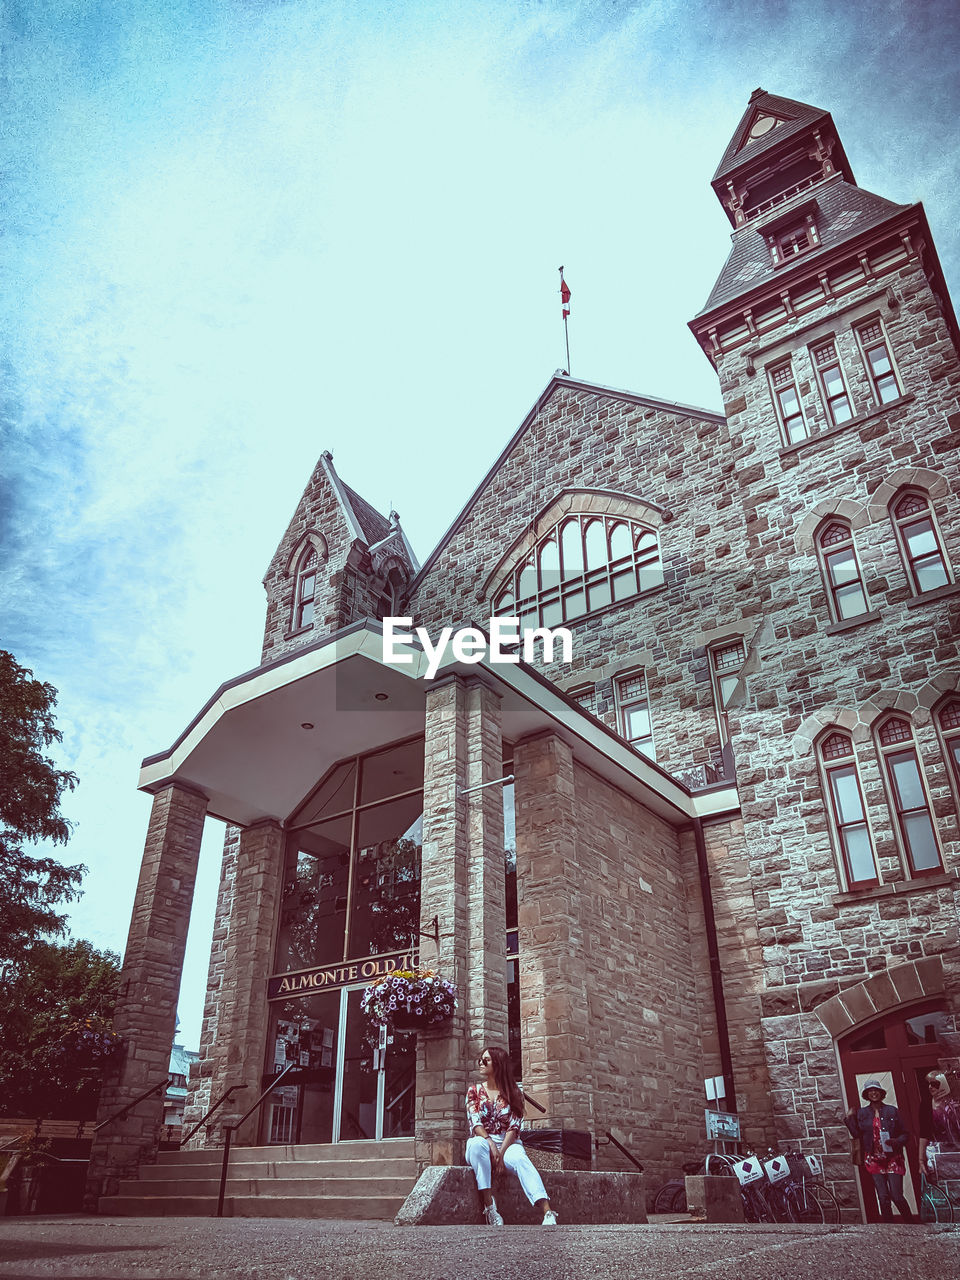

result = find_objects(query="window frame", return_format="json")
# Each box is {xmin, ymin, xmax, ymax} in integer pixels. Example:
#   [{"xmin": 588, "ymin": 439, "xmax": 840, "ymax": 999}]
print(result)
[
  {"xmin": 810, "ymin": 337, "xmax": 855, "ymax": 426},
  {"xmin": 292, "ymin": 546, "xmax": 319, "ymax": 631},
  {"xmin": 767, "ymin": 212, "xmax": 821, "ymax": 266},
  {"xmin": 567, "ymin": 683, "xmax": 598, "ymax": 717},
  {"xmin": 889, "ymin": 490, "xmax": 952, "ymax": 596},
  {"xmin": 874, "ymin": 715, "xmax": 944, "ymax": 878},
  {"xmin": 768, "ymin": 359, "xmax": 808, "ymax": 444},
  {"xmin": 815, "ymin": 521, "xmax": 870, "ymax": 622},
  {"xmin": 614, "ymin": 669, "xmax": 656, "ymax": 761},
  {"xmin": 855, "ymin": 317, "xmax": 902, "ymax": 407},
  {"xmin": 936, "ymin": 700, "xmax": 960, "ymax": 814},
  {"xmin": 817, "ymin": 731, "xmax": 879, "ymax": 889},
  {"xmin": 491, "ymin": 513, "xmax": 662, "ymax": 630},
  {"xmin": 709, "ymin": 639, "xmax": 745, "ymax": 748}
]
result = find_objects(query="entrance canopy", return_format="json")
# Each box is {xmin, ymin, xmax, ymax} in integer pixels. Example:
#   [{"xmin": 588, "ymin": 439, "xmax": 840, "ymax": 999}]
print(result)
[{"xmin": 139, "ymin": 620, "xmax": 736, "ymax": 827}]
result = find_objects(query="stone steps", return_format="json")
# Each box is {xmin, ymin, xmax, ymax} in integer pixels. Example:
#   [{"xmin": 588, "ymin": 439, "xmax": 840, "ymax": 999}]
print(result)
[{"xmin": 98, "ymin": 1139, "xmax": 417, "ymax": 1220}]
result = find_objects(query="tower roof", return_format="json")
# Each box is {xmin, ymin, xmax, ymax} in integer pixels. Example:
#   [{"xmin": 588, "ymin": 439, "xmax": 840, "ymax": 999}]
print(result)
[
  {"xmin": 712, "ymin": 88, "xmax": 837, "ymax": 185},
  {"xmin": 696, "ymin": 179, "xmax": 911, "ymax": 317}
]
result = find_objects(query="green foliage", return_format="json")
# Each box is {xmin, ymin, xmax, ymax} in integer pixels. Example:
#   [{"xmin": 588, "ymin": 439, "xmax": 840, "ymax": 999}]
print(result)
[
  {"xmin": 0, "ymin": 649, "xmax": 85, "ymax": 959},
  {"xmin": 0, "ymin": 938, "xmax": 121, "ymax": 1119}
]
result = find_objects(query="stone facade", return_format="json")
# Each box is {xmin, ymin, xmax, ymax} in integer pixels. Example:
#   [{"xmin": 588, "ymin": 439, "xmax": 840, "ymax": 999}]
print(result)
[{"xmin": 108, "ymin": 90, "xmax": 960, "ymax": 1222}]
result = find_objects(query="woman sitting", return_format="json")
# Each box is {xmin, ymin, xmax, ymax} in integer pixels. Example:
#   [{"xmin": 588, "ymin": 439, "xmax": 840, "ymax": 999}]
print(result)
[{"xmin": 465, "ymin": 1045, "xmax": 558, "ymax": 1226}]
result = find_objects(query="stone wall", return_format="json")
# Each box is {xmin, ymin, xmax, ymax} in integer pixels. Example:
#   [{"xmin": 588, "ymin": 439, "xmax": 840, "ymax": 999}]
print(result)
[{"xmin": 513, "ymin": 733, "xmax": 719, "ymax": 1190}]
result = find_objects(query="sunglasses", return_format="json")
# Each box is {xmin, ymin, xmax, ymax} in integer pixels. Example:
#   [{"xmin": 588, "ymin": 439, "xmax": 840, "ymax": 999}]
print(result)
[{"xmin": 478, "ymin": 1055, "xmax": 492, "ymax": 1066}]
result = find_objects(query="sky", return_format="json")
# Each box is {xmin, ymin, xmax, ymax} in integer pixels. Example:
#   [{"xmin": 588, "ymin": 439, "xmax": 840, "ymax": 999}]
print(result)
[{"xmin": 3, "ymin": 0, "xmax": 959, "ymax": 1050}]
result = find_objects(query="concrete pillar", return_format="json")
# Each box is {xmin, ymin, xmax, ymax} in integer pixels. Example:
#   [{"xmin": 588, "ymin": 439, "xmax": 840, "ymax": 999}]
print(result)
[
  {"xmin": 415, "ymin": 675, "xmax": 505, "ymax": 1170},
  {"xmin": 514, "ymin": 732, "xmax": 595, "ymax": 1138},
  {"xmin": 86, "ymin": 783, "xmax": 207, "ymax": 1205},
  {"xmin": 202, "ymin": 818, "xmax": 286, "ymax": 1146}
]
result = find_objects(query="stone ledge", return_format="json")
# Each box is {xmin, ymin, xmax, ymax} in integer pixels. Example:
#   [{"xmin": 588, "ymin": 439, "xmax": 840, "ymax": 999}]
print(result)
[{"xmin": 395, "ymin": 1166, "xmax": 647, "ymax": 1225}]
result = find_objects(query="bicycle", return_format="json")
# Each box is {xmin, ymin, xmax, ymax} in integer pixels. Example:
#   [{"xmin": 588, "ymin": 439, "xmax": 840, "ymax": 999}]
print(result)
[
  {"xmin": 919, "ymin": 1171, "xmax": 955, "ymax": 1224},
  {"xmin": 767, "ymin": 1154, "xmax": 841, "ymax": 1224}
]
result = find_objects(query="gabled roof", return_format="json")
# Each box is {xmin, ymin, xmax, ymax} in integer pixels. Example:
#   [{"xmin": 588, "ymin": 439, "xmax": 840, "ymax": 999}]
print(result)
[
  {"xmin": 407, "ymin": 373, "xmax": 724, "ymax": 594},
  {"xmin": 712, "ymin": 88, "xmax": 836, "ymax": 185},
  {"xmin": 696, "ymin": 178, "xmax": 911, "ymax": 317},
  {"xmin": 342, "ymin": 481, "xmax": 393, "ymax": 545}
]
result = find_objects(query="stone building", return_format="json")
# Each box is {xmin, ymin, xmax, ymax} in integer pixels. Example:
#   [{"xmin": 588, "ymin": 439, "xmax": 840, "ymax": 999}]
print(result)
[{"xmin": 88, "ymin": 90, "xmax": 960, "ymax": 1223}]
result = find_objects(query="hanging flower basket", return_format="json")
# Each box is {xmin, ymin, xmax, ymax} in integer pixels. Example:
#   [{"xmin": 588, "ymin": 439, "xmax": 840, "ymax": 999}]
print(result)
[{"xmin": 360, "ymin": 968, "xmax": 458, "ymax": 1032}]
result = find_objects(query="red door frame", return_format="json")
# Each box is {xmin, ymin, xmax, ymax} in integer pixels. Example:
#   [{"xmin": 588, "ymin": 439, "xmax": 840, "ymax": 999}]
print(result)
[{"xmin": 839, "ymin": 998, "xmax": 947, "ymax": 1222}]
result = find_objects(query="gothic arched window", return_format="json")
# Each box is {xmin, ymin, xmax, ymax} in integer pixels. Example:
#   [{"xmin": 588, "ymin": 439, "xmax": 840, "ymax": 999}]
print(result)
[
  {"xmin": 875, "ymin": 716, "xmax": 943, "ymax": 876},
  {"xmin": 937, "ymin": 701, "xmax": 960, "ymax": 797},
  {"xmin": 492, "ymin": 515, "xmax": 662, "ymax": 628},
  {"xmin": 293, "ymin": 547, "xmax": 319, "ymax": 630},
  {"xmin": 890, "ymin": 491, "xmax": 951, "ymax": 595},
  {"xmin": 816, "ymin": 521, "xmax": 869, "ymax": 622},
  {"xmin": 818, "ymin": 731, "xmax": 877, "ymax": 888}
]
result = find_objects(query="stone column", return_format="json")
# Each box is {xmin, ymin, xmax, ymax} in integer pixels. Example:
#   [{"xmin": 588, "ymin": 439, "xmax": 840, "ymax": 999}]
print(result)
[
  {"xmin": 202, "ymin": 818, "xmax": 286, "ymax": 1146},
  {"xmin": 415, "ymin": 675, "xmax": 505, "ymax": 1170},
  {"xmin": 514, "ymin": 732, "xmax": 595, "ymax": 1138},
  {"xmin": 86, "ymin": 783, "xmax": 207, "ymax": 1205}
]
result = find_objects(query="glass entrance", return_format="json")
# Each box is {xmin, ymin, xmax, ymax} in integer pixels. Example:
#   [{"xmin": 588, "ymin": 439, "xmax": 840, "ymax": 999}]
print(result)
[
  {"xmin": 260, "ymin": 986, "xmax": 416, "ymax": 1144},
  {"xmin": 262, "ymin": 736, "xmax": 425, "ymax": 1145},
  {"xmin": 338, "ymin": 989, "xmax": 417, "ymax": 1141}
]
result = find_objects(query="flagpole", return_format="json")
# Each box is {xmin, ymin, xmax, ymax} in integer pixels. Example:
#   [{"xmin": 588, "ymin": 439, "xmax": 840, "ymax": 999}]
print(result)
[{"xmin": 559, "ymin": 265, "xmax": 571, "ymax": 374}]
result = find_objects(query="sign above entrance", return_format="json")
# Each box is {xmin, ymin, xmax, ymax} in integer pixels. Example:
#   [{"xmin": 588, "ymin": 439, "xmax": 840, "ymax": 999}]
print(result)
[{"xmin": 267, "ymin": 949, "xmax": 417, "ymax": 1001}]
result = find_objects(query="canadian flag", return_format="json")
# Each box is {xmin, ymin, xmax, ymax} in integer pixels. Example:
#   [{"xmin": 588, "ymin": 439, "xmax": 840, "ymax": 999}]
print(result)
[{"xmin": 560, "ymin": 273, "xmax": 571, "ymax": 319}]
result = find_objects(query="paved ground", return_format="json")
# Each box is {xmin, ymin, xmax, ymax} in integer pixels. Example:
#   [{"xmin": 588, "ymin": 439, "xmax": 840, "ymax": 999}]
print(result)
[{"xmin": 0, "ymin": 1217, "xmax": 956, "ymax": 1280}]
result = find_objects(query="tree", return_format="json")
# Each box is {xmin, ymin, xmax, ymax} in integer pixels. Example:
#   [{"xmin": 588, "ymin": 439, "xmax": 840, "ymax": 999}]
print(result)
[
  {"xmin": 0, "ymin": 938, "xmax": 121, "ymax": 1119},
  {"xmin": 0, "ymin": 649, "xmax": 85, "ymax": 960}
]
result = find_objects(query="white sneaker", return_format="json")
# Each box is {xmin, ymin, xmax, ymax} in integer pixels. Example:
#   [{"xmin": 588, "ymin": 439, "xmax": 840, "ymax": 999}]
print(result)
[
  {"xmin": 484, "ymin": 1201, "xmax": 504, "ymax": 1226},
  {"xmin": 541, "ymin": 1210, "xmax": 558, "ymax": 1226}
]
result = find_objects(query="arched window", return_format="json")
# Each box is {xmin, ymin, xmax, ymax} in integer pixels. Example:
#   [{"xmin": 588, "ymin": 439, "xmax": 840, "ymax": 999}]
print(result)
[
  {"xmin": 378, "ymin": 566, "xmax": 407, "ymax": 620},
  {"xmin": 293, "ymin": 547, "xmax": 318, "ymax": 630},
  {"xmin": 937, "ymin": 701, "xmax": 960, "ymax": 795},
  {"xmin": 875, "ymin": 716, "xmax": 943, "ymax": 876},
  {"xmin": 816, "ymin": 521, "xmax": 869, "ymax": 621},
  {"xmin": 890, "ymin": 492, "xmax": 951, "ymax": 595},
  {"xmin": 492, "ymin": 515, "xmax": 662, "ymax": 628},
  {"xmin": 818, "ymin": 731, "xmax": 877, "ymax": 888}
]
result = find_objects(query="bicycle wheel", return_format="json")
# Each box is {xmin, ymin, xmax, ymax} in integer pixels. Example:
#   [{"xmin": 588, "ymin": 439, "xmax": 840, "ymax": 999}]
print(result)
[
  {"xmin": 669, "ymin": 1183, "xmax": 688, "ymax": 1213},
  {"xmin": 742, "ymin": 1183, "xmax": 775, "ymax": 1223},
  {"xmin": 920, "ymin": 1180, "xmax": 954, "ymax": 1224},
  {"xmin": 764, "ymin": 1182, "xmax": 797, "ymax": 1223},
  {"xmin": 652, "ymin": 1180, "xmax": 686, "ymax": 1214}
]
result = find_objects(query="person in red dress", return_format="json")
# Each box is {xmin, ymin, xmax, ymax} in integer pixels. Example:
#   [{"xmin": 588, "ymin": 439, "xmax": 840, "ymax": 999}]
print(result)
[{"xmin": 845, "ymin": 1080, "xmax": 913, "ymax": 1222}]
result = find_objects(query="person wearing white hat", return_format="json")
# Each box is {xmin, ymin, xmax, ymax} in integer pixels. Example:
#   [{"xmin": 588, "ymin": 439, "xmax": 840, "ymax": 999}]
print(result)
[{"xmin": 844, "ymin": 1080, "xmax": 913, "ymax": 1222}]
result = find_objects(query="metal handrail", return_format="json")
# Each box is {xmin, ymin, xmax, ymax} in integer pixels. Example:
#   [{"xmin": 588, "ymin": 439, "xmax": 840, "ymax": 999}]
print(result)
[
  {"xmin": 94, "ymin": 1076, "xmax": 173, "ymax": 1133},
  {"xmin": 179, "ymin": 1084, "xmax": 248, "ymax": 1149},
  {"xmin": 604, "ymin": 1129, "xmax": 644, "ymax": 1173},
  {"xmin": 523, "ymin": 1091, "xmax": 546, "ymax": 1114},
  {"xmin": 216, "ymin": 1064, "xmax": 296, "ymax": 1217}
]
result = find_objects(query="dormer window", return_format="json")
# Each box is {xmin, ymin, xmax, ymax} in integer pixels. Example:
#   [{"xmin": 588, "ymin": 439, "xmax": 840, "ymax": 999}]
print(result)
[{"xmin": 770, "ymin": 215, "xmax": 820, "ymax": 265}]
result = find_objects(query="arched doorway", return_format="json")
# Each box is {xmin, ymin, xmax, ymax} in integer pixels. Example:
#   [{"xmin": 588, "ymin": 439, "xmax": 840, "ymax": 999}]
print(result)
[{"xmin": 839, "ymin": 999, "xmax": 950, "ymax": 1221}]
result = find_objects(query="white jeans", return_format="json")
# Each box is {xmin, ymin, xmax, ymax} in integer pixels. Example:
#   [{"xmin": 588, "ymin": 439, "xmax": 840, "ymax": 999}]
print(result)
[{"xmin": 466, "ymin": 1134, "xmax": 548, "ymax": 1206}]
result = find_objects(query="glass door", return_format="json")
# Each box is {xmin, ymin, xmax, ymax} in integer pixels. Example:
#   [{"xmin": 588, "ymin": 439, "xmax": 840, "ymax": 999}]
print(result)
[{"xmin": 337, "ymin": 988, "xmax": 416, "ymax": 1141}]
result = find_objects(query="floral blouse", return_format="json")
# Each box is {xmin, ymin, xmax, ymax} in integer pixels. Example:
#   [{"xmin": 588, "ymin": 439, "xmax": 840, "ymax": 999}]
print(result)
[
  {"xmin": 864, "ymin": 1109, "xmax": 905, "ymax": 1176},
  {"xmin": 466, "ymin": 1083, "xmax": 522, "ymax": 1138}
]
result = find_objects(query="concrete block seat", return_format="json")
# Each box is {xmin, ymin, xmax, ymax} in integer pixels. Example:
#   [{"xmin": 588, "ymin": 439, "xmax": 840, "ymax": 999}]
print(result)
[
  {"xmin": 97, "ymin": 1139, "xmax": 418, "ymax": 1219},
  {"xmin": 395, "ymin": 1166, "xmax": 647, "ymax": 1225}
]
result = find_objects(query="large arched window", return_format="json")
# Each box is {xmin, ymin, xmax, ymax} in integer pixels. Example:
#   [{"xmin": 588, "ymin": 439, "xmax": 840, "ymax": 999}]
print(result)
[
  {"xmin": 890, "ymin": 491, "xmax": 951, "ymax": 595},
  {"xmin": 875, "ymin": 716, "xmax": 943, "ymax": 876},
  {"xmin": 818, "ymin": 731, "xmax": 877, "ymax": 888},
  {"xmin": 492, "ymin": 515, "xmax": 662, "ymax": 628}
]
